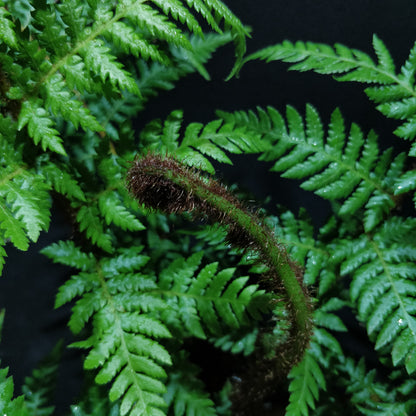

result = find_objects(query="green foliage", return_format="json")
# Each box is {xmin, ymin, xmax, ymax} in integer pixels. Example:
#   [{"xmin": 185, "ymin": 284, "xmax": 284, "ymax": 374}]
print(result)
[
  {"xmin": 139, "ymin": 109, "xmax": 268, "ymax": 174},
  {"xmin": 218, "ymin": 105, "xmax": 405, "ymax": 231},
  {"xmin": 0, "ymin": 367, "xmax": 29, "ymax": 416},
  {"xmin": 339, "ymin": 217, "xmax": 416, "ymax": 374},
  {"xmin": 2, "ymin": 1, "xmax": 416, "ymax": 415},
  {"xmin": 245, "ymin": 35, "xmax": 416, "ymax": 149},
  {"xmin": 22, "ymin": 341, "xmax": 63, "ymax": 416},
  {"xmin": 164, "ymin": 352, "xmax": 216, "ymax": 416}
]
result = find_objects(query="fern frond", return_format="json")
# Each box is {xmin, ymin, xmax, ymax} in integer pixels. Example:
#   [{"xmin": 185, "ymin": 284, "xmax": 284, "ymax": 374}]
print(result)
[
  {"xmin": 0, "ymin": 168, "xmax": 51, "ymax": 249},
  {"xmin": 201, "ymin": 0, "xmax": 249, "ymax": 79},
  {"xmin": 245, "ymin": 35, "xmax": 416, "ymax": 148},
  {"xmin": 87, "ymin": 31, "xmax": 233, "ymax": 142},
  {"xmin": 140, "ymin": 110, "xmax": 268, "ymax": 173},
  {"xmin": 39, "ymin": 162, "xmax": 86, "ymax": 202},
  {"xmin": 340, "ymin": 358, "xmax": 416, "ymax": 415},
  {"xmin": 158, "ymin": 253, "xmax": 272, "ymax": 338},
  {"xmin": 0, "ymin": 5, "xmax": 18, "ymax": 49},
  {"xmin": 245, "ymin": 35, "xmax": 393, "ymax": 83},
  {"xmin": 4, "ymin": 0, "xmax": 33, "ymax": 30},
  {"xmin": 219, "ymin": 105, "xmax": 405, "ymax": 231},
  {"xmin": 98, "ymin": 191, "xmax": 145, "ymax": 232},
  {"xmin": 149, "ymin": 0, "xmax": 203, "ymax": 37},
  {"xmin": 286, "ymin": 349, "xmax": 326, "ymax": 416},
  {"xmin": 75, "ymin": 204, "xmax": 113, "ymax": 253},
  {"xmin": 41, "ymin": 240, "xmax": 95, "ymax": 272},
  {"xmin": 22, "ymin": 341, "xmax": 63, "ymax": 416},
  {"xmin": 18, "ymin": 99, "xmax": 66, "ymax": 155},
  {"xmin": 339, "ymin": 217, "xmax": 416, "ymax": 374},
  {"xmin": 103, "ymin": 21, "xmax": 169, "ymax": 65},
  {"xmin": 44, "ymin": 74, "xmax": 102, "ymax": 132},
  {"xmin": 0, "ymin": 366, "xmax": 29, "ymax": 416},
  {"xmin": 44, "ymin": 244, "xmax": 173, "ymax": 415},
  {"xmin": 80, "ymin": 40, "xmax": 140, "ymax": 96},
  {"xmin": 165, "ymin": 352, "xmax": 216, "ymax": 416}
]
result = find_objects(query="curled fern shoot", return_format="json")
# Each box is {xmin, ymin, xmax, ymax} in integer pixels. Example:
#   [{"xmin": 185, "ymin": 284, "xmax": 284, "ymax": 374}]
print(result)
[{"xmin": 126, "ymin": 153, "xmax": 313, "ymax": 370}]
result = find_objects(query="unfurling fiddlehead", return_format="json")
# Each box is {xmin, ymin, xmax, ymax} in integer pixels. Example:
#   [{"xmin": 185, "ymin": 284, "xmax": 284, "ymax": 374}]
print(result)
[{"xmin": 126, "ymin": 153, "xmax": 313, "ymax": 411}]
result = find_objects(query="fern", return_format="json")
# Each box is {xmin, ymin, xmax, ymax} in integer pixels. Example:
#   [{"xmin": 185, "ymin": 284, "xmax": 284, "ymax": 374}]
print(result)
[
  {"xmin": 219, "ymin": 105, "xmax": 405, "ymax": 231},
  {"xmin": 338, "ymin": 217, "xmax": 416, "ymax": 374},
  {"xmin": 4, "ymin": 1, "xmax": 416, "ymax": 415},
  {"xmin": 22, "ymin": 342, "xmax": 63, "ymax": 416},
  {"xmin": 245, "ymin": 35, "xmax": 416, "ymax": 150},
  {"xmin": 164, "ymin": 352, "xmax": 216, "ymax": 416},
  {"xmin": 157, "ymin": 252, "xmax": 271, "ymax": 338},
  {"xmin": 340, "ymin": 358, "xmax": 416, "ymax": 415},
  {"xmin": 139, "ymin": 109, "xmax": 268, "ymax": 173}
]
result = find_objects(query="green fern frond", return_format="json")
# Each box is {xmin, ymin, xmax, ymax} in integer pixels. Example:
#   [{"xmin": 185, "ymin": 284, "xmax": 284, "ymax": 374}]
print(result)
[
  {"xmin": 98, "ymin": 191, "xmax": 145, "ymax": 232},
  {"xmin": 340, "ymin": 358, "xmax": 416, "ymax": 415},
  {"xmin": 339, "ymin": 217, "xmax": 416, "ymax": 374},
  {"xmin": 41, "ymin": 240, "xmax": 95, "ymax": 272},
  {"xmin": 39, "ymin": 162, "xmax": 86, "ymax": 202},
  {"xmin": 18, "ymin": 99, "xmax": 67, "ymax": 155},
  {"xmin": 219, "ymin": 105, "xmax": 405, "ymax": 231},
  {"xmin": 158, "ymin": 253, "xmax": 272, "ymax": 338},
  {"xmin": 104, "ymin": 21, "xmax": 169, "ymax": 65},
  {"xmin": 22, "ymin": 341, "xmax": 63, "ymax": 416},
  {"xmin": 245, "ymin": 35, "xmax": 416, "ymax": 147},
  {"xmin": 75, "ymin": 204, "xmax": 114, "ymax": 253},
  {"xmin": 0, "ymin": 366, "xmax": 29, "ymax": 416},
  {"xmin": 0, "ymin": 168, "xmax": 51, "ymax": 250},
  {"xmin": 201, "ymin": 0, "xmax": 249, "ymax": 79},
  {"xmin": 165, "ymin": 351, "xmax": 216, "ymax": 416},
  {"xmin": 80, "ymin": 40, "xmax": 140, "ymax": 96},
  {"xmin": 245, "ymin": 35, "xmax": 394, "ymax": 83},
  {"xmin": 44, "ymin": 74, "xmax": 102, "ymax": 132},
  {"xmin": 148, "ymin": 0, "xmax": 203, "ymax": 37},
  {"xmin": 4, "ymin": 0, "xmax": 33, "ymax": 30},
  {"xmin": 0, "ymin": 5, "xmax": 18, "ymax": 49},
  {"xmin": 140, "ymin": 110, "xmax": 268, "ymax": 173},
  {"xmin": 43, "ymin": 244, "xmax": 173, "ymax": 415},
  {"xmin": 84, "ymin": 31, "xmax": 233, "ymax": 142},
  {"xmin": 286, "ymin": 349, "xmax": 326, "ymax": 416}
]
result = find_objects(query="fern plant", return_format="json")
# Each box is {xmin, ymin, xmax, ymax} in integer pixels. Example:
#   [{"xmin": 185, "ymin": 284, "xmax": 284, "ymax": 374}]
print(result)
[{"xmin": 2, "ymin": 0, "xmax": 416, "ymax": 415}]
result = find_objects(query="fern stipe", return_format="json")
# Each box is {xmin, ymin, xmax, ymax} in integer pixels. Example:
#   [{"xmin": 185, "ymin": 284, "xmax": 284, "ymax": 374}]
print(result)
[{"xmin": 127, "ymin": 153, "xmax": 313, "ymax": 370}]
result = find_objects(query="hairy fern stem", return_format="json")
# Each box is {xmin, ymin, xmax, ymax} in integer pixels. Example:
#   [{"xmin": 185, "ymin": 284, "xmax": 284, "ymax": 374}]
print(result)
[{"xmin": 126, "ymin": 153, "xmax": 313, "ymax": 369}]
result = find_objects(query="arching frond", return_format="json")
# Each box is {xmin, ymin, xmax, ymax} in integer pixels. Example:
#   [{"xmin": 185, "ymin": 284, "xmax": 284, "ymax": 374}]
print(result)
[
  {"xmin": 218, "ymin": 105, "xmax": 405, "ymax": 231},
  {"xmin": 245, "ymin": 35, "xmax": 416, "ymax": 150}
]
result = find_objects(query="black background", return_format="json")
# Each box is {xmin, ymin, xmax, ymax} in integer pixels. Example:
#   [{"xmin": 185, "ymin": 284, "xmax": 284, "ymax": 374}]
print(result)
[{"xmin": 2, "ymin": 0, "xmax": 416, "ymax": 412}]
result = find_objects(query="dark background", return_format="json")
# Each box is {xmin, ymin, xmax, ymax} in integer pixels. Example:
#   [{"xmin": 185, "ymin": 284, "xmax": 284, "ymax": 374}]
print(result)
[{"xmin": 2, "ymin": 0, "xmax": 416, "ymax": 412}]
